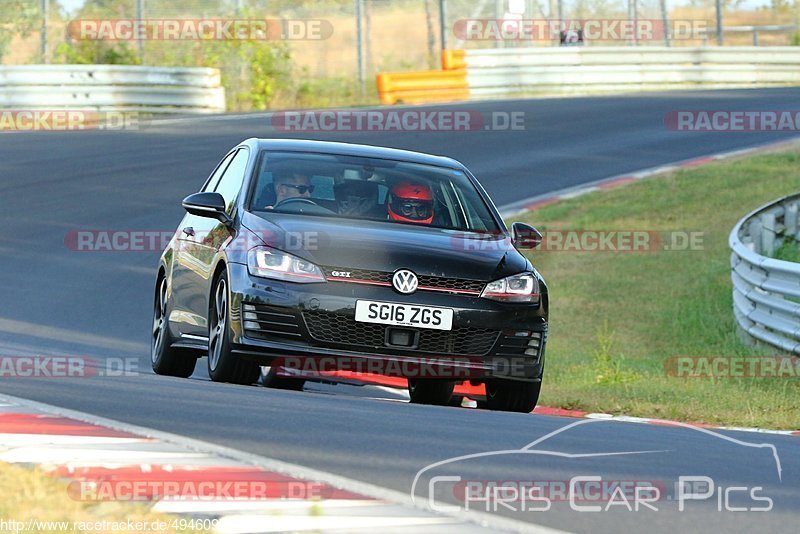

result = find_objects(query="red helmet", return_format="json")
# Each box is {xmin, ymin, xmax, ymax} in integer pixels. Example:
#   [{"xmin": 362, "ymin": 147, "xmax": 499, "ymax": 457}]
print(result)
[{"xmin": 389, "ymin": 182, "xmax": 434, "ymax": 224}]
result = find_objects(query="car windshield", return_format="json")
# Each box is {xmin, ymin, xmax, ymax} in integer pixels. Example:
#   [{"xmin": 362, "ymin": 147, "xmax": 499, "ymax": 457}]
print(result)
[{"xmin": 249, "ymin": 151, "xmax": 500, "ymax": 233}]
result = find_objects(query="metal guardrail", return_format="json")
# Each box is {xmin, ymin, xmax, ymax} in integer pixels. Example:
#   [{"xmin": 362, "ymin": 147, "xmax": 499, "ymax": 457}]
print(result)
[
  {"xmin": 462, "ymin": 47, "xmax": 800, "ymax": 96},
  {"xmin": 0, "ymin": 65, "xmax": 225, "ymax": 114},
  {"xmin": 730, "ymin": 193, "xmax": 800, "ymax": 354}
]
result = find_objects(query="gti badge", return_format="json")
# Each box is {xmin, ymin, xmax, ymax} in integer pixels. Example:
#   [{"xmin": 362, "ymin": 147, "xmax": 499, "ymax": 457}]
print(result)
[{"xmin": 392, "ymin": 269, "xmax": 418, "ymax": 294}]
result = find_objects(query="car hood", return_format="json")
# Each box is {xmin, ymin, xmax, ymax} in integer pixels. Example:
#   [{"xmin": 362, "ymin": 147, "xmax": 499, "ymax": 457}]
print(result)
[{"xmin": 241, "ymin": 211, "xmax": 529, "ymax": 281}]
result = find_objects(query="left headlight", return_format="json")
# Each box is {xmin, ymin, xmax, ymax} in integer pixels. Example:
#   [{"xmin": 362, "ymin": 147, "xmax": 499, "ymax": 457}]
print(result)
[
  {"xmin": 247, "ymin": 246, "xmax": 326, "ymax": 283},
  {"xmin": 481, "ymin": 273, "xmax": 539, "ymax": 303}
]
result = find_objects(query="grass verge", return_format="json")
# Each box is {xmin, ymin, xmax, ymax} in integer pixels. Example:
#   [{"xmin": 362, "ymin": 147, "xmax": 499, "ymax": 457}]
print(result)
[
  {"xmin": 0, "ymin": 462, "xmax": 205, "ymax": 533},
  {"xmin": 514, "ymin": 149, "xmax": 800, "ymax": 429}
]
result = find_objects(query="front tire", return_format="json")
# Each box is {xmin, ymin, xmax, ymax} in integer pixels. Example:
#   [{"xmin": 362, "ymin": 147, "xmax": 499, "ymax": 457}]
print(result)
[
  {"xmin": 485, "ymin": 379, "xmax": 541, "ymax": 413},
  {"xmin": 207, "ymin": 269, "xmax": 259, "ymax": 385},
  {"xmin": 408, "ymin": 379, "xmax": 454, "ymax": 406},
  {"xmin": 151, "ymin": 275, "xmax": 197, "ymax": 378}
]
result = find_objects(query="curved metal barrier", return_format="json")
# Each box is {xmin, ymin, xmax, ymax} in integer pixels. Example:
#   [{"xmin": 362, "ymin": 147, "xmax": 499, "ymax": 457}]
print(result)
[
  {"xmin": 0, "ymin": 65, "xmax": 225, "ymax": 114},
  {"xmin": 377, "ymin": 47, "xmax": 800, "ymax": 104},
  {"xmin": 729, "ymin": 193, "xmax": 800, "ymax": 354},
  {"xmin": 463, "ymin": 46, "xmax": 800, "ymax": 96}
]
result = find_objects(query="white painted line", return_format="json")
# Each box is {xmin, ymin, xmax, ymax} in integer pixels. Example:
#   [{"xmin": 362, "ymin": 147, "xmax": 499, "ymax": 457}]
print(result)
[
  {"xmin": 583, "ymin": 412, "xmax": 798, "ymax": 436},
  {"xmin": 153, "ymin": 498, "xmax": 382, "ymax": 514},
  {"xmin": 215, "ymin": 514, "xmax": 460, "ymax": 534},
  {"xmin": 0, "ymin": 447, "xmax": 210, "ymax": 464},
  {"xmin": 559, "ymin": 186, "xmax": 599, "ymax": 199},
  {"xmin": 373, "ymin": 385, "xmax": 410, "ymax": 399},
  {"xmin": 714, "ymin": 426, "xmax": 798, "ymax": 435},
  {"xmin": 0, "ymin": 434, "xmax": 149, "ymax": 446}
]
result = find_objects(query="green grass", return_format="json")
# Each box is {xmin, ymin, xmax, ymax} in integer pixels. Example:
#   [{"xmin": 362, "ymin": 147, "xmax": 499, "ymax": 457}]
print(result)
[
  {"xmin": 513, "ymin": 150, "xmax": 800, "ymax": 429},
  {"xmin": 0, "ymin": 462, "xmax": 207, "ymax": 533},
  {"xmin": 774, "ymin": 241, "xmax": 800, "ymax": 263}
]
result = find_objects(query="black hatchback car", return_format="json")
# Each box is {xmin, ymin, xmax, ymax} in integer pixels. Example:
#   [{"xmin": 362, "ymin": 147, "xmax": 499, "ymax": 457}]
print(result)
[{"xmin": 152, "ymin": 138, "xmax": 548, "ymax": 412}]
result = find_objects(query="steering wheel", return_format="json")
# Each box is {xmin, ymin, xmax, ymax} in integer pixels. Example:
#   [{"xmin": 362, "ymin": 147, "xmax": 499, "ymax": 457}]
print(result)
[
  {"xmin": 273, "ymin": 197, "xmax": 320, "ymax": 209},
  {"xmin": 271, "ymin": 197, "xmax": 336, "ymax": 216}
]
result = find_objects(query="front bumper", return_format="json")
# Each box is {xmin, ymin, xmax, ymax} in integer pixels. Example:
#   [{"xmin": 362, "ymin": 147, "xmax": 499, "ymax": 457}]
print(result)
[{"xmin": 226, "ymin": 263, "xmax": 547, "ymax": 382}]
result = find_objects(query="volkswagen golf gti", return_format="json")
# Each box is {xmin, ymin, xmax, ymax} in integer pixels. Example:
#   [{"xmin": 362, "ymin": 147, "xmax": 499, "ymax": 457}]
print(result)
[{"xmin": 151, "ymin": 138, "xmax": 548, "ymax": 412}]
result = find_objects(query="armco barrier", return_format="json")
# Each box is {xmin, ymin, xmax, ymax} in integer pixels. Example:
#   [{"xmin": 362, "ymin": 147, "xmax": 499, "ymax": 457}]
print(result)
[
  {"xmin": 377, "ymin": 47, "xmax": 800, "ymax": 104},
  {"xmin": 375, "ymin": 69, "xmax": 468, "ymax": 105},
  {"xmin": 0, "ymin": 65, "xmax": 225, "ymax": 114},
  {"xmin": 730, "ymin": 193, "xmax": 800, "ymax": 354},
  {"xmin": 461, "ymin": 47, "xmax": 800, "ymax": 96}
]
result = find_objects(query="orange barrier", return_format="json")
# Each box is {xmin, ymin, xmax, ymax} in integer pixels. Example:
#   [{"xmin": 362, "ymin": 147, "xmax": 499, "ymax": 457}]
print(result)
[
  {"xmin": 441, "ymin": 49, "xmax": 466, "ymax": 70},
  {"xmin": 375, "ymin": 69, "xmax": 468, "ymax": 105},
  {"xmin": 375, "ymin": 51, "xmax": 468, "ymax": 105}
]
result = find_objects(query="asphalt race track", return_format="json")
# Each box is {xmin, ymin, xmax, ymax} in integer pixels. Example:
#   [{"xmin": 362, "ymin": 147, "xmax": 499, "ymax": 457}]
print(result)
[{"xmin": 1, "ymin": 88, "xmax": 799, "ymax": 532}]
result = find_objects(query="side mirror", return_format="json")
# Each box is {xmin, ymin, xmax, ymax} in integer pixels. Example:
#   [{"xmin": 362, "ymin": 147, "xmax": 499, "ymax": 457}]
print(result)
[
  {"xmin": 511, "ymin": 222, "xmax": 542, "ymax": 249},
  {"xmin": 182, "ymin": 192, "xmax": 232, "ymax": 225}
]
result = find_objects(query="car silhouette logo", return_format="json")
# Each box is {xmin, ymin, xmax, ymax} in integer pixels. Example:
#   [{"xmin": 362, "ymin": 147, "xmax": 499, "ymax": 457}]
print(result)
[{"xmin": 392, "ymin": 269, "xmax": 418, "ymax": 294}]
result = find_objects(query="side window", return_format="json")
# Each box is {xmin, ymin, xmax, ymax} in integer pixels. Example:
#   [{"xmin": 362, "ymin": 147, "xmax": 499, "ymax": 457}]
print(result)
[
  {"xmin": 202, "ymin": 151, "xmax": 235, "ymax": 193},
  {"xmin": 215, "ymin": 149, "xmax": 250, "ymax": 213}
]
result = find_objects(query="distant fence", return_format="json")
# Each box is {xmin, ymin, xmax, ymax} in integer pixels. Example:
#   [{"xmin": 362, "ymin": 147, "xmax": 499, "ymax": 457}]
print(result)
[
  {"xmin": 377, "ymin": 47, "xmax": 800, "ymax": 104},
  {"xmin": 0, "ymin": 65, "xmax": 225, "ymax": 114},
  {"xmin": 703, "ymin": 25, "xmax": 798, "ymax": 46},
  {"xmin": 730, "ymin": 193, "xmax": 800, "ymax": 354}
]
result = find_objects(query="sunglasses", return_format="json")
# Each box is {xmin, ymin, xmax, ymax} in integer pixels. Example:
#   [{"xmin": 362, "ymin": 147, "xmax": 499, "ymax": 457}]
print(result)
[{"xmin": 281, "ymin": 183, "xmax": 315, "ymax": 194}]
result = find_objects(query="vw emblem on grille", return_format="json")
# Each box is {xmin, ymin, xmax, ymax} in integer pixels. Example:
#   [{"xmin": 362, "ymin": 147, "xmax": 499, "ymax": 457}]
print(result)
[{"xmin": 392, "ymin": 269, "xmax": 418, "ymax": 294}]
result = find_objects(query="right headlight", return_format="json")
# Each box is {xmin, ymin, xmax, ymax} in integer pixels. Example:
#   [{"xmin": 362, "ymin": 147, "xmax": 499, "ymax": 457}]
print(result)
[
  {"xmin": 247, "ymin": 246, "xmax": 326, "ymax": 283},
  {"xmin": 481, "ymin": 273, "xmax": 540, "ymax": 303}
]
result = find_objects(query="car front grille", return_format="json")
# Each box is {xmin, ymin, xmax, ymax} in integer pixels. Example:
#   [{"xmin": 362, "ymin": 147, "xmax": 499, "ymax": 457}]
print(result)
[
  {"xmin": 321, "ymin": 266, "xmax": 486, "ymax": 295},
  {"xmin": 303, "ymin": 310, "xmax": 500, "ymax": 356},
  {"xmin": 242, "ymin": 303, "xmax": 303, "ymax": 341}
]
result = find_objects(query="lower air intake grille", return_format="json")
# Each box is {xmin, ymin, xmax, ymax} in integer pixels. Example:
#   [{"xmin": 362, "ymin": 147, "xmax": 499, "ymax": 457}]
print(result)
[
  {"xmin": 242, "ymin": 303, "xmax": 303, "ymax": 341},
  {"xmin": 494, "ymin": 329, "xmax": 546, "ymax": 363},
  {"xmin": 303, "ymin": 311, "xmax": 500, "ymax": 356}
]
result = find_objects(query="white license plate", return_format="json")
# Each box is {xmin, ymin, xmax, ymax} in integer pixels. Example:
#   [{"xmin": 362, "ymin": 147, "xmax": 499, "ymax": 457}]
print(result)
[{"xmin": 354, "ymin": 300, "xmax": 453, "ymax": 331}]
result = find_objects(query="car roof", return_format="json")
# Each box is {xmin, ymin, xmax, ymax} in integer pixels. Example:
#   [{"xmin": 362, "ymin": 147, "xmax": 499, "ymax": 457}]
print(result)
[{"xmin": 243, "ymin": 138, "xmax": 464, "ymax": 169}]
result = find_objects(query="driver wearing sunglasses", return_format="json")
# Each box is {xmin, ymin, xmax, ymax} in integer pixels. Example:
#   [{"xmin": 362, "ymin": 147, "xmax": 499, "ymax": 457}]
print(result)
[
  {"xmin": 388, "ymin": 181, "xmax": 434, "ymax": 225},
  {"xmin": 273, "ymin": 171, "xmax": 315, "ymax": 204}
]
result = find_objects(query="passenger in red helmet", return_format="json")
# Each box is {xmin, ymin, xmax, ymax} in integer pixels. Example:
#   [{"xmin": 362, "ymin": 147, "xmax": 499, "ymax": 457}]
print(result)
[{"xmin": 388, "ymin": 181, "xmax": 434, "ymax": 225}]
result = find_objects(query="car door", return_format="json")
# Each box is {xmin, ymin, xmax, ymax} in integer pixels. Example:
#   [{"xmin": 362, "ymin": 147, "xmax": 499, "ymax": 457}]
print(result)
[
  {"xmin": 175, "ymin": 148, "xmax": 250, "ymax": 337},
  {"xmin": 170, "ymin": 150, "xmax": 235, "ymax": 337}
]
